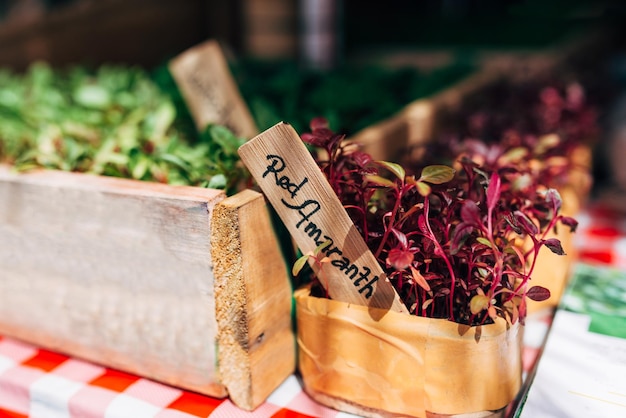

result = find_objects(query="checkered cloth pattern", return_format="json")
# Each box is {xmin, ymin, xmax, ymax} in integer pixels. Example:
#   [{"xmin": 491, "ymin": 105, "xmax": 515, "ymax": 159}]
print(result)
[
  {"xmin": 0, "ymin": 205, "xmax": 621, "ymax": 418},
  {"xmin": 0, "ymin": 340, "xmax": 353, "ymax": 418},
  {"xmin": 575, "ymin": 206, "xmax": 626, "ymax": 269}
]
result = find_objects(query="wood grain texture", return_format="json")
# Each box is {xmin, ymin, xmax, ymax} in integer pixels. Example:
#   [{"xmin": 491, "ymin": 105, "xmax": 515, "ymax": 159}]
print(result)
[
  {"xmin": 212, "ymin": 189, "xmax": 295, "ymax": 410},
  {"xmin": 169, "ymin": 39, "xmax": 259, "ymax": 139},
  {"xmin": 0, "ymin": 166, "xmax": 229, "ymax": 396},
  {"xmin": 238, "ymin": 123, "xmax": 408, "ymax": 314}
]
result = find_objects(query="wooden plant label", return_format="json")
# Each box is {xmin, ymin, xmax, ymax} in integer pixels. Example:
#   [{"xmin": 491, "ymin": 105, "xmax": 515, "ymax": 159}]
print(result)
[
  {"xmin": 169, "ymin": 39, "xmax": 258, "ymax": 139},
  {"xmin": 239, "ymin": 123, "xmax": 408, "ymax": 314}
]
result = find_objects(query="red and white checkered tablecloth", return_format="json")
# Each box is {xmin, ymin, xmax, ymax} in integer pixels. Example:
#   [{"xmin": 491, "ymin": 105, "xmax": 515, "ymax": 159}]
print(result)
[
  {"xmin": 0, "ymin": 336, "xmax": 351, "ymax": 418},
  {"xmin": 1, "ymin": 205, "xmax": 623, "ymax": 418},
  {"xmin": 574, "ymin": 205, "xmax": 626, "ymax": 269}
]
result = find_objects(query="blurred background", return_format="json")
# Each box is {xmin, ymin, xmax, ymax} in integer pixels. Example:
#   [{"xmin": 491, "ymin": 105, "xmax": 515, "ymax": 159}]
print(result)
[
  {"xmin": 1, "ymin": 0, "xmax": 626, "ymax": 197},
  {"xmin": 0, "ymin": 0, "xmax": 624, "ymax": 70}
]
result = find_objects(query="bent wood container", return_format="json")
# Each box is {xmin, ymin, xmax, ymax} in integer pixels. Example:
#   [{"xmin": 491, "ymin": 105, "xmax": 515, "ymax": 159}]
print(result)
[
  {"xmin": 0, "ymin": 166, "xmax": 295, "ymax": 410},
  {"xmin": 295, "ymin": 286, "xmax": 523, "ymax": 418}
]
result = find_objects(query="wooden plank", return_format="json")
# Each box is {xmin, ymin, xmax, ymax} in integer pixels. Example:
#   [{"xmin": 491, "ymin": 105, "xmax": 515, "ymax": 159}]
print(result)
[
  {"xmin": 0, "ymin": 166, "xmax": 227, "ymax": 396},
  {"xmin": 239, "ymin": 123, "xmax": 408, "ymax": 314},
  {"xmin": 170, "ymin": 40, "xmax": 259, "ymax": 139},
  {"xmin": 212, "ymin": 189, "xmax": 295, "ymax": 409}
]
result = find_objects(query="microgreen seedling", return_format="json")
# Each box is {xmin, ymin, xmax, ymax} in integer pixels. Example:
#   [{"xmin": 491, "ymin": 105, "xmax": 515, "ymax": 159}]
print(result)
[{"xmin": 297, "ymin": 117, "xmax": 577, "ymax": 325}]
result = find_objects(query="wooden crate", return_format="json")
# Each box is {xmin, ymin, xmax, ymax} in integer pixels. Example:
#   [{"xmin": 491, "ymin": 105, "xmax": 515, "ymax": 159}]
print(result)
[
  {"xmin": 347, "ymin": 28, "xmax": 610, "ymax": 162},
  {"xmin": 0, "ymin": 166, "xmax": 295, "ymax": 410},
  {"xmin": 347, "ymin": 67, "xmax": 504, "ymax": 161}
]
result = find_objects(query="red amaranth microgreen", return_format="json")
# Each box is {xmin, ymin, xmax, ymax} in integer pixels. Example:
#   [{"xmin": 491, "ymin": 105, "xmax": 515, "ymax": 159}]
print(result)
[
  {"xmin": 425, "ymin": 78, "xmax": 598, "ymax": 194},
  {"xmin": 297, "ymin": 118, "xmax": 577, "ymax": 326}
]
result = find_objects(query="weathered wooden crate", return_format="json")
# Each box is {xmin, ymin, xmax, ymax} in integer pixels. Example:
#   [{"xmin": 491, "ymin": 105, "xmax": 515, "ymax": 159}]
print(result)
[{"xmin": 0, "ymin": 165, "xmax": 294, "ymax": 410}]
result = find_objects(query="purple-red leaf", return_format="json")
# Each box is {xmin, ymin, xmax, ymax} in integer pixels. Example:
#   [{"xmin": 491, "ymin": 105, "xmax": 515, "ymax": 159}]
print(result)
[
  {"xmin": 505, "ymin": 214, "xmax": 523, "ymax": 234},
  {"xmin": 543, "ymin": 238, "xmax": 566, "ymax": 255},
  {"xmin": 560, "ymin": 216, "xmax": 579, "ymax": 232},
  {"xmin": 302, "ymin": 117, "xmax": 345, "ymax": 151},
  {"xmin": 545, "ymin": 188, "xmax": 562, "ymax": 212},
  {"xmin": 486, "ymin": 172, "xmax": 501, "ymax": 211},
  {"xmin": 451, "ymin": 222, "xmax": 474, "ymax": 254},
  {"xmin": 387, "ymin": 248, "xmax": 414, "ymax": 270},
  {"xmin": 514, "ymin": 210, "xmax": 539, "ymax": 235},
  {"xmin": 461, "ymin": 200, "xmax": 481, "ymax": 226},
  {"xmin": 310, "ymin": 117, "xmax": 329, "ymax": 131},
  {"xmin": 351, "ymin": 151, "xmax": 372, "ymax": 168},
  {"xmin": 418, "ymin": 214, "xmax": 430, "ymax": 236},
  {"xmin": 527, "ymin": 286, "xmax": 551, "ymax": 302},
  {"xmin": 390, "ymin": 228, "xmax": 409, "ymax": 250}
]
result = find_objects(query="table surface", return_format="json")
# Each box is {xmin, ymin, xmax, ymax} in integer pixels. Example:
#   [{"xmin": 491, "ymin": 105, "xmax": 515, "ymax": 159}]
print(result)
[{"xmin": 1, "ymin": 205, "xmax": 624, "ymax": 418}]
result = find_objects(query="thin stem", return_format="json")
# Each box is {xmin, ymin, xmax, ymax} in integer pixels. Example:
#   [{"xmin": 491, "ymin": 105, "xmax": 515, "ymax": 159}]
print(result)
[
  {"xmin": 424, "ymin": 198, "xmax": 457, "ymax": 320},
  {"xmin": 374, "ymin": 186, "xmax": 403, "ymax": 258}
]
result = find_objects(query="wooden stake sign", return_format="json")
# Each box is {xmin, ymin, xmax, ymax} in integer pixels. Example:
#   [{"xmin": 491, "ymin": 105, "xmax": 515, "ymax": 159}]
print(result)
[
  {"xmin": 239, "ymin": 123, "xmax": 408, "ymax": 314},
  {"xmin": 169, "ymin": 40, "xmax": 258, "ymax": 139}
]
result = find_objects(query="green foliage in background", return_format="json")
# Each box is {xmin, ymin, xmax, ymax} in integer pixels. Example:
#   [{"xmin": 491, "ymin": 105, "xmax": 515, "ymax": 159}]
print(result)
[
  {"xmin": 0, "ymin": 62, "xmax": 247, "ymax": 194},
  {"xmin": 232, "ymin": 58, "xmax": 474, "ymax": 135}
]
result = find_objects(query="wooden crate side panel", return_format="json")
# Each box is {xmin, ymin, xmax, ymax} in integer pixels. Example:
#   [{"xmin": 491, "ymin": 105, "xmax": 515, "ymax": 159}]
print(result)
[
  {"xmin": 212, "ymin": 189, "xmax": 295, "ymax": 410},
  {"xmin": 347, "ymin": 68, "xmax": 505, "ymax": 163},
  {"xmin": 347, "ymin": 46, "xmax": 574, "ymax": 163},
  {"xmin": 0, "ymin": 167, "xmax": 228, "ymax": 397}
]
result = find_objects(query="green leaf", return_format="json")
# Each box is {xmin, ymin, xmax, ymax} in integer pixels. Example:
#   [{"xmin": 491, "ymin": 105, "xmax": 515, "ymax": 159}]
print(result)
[
  {"xmin": 146, "ymin": 101, "xmax": 176, "ymax": 142},
  {"xmin": 476, "ymin": 237, "xmax": 492, "ymax": 248},
  {"xmin": 160, "ymin": 153, "xmax": 190, "ymax": 171},
  {"xmin": 416, "ymin": 181, "xmax": 431, "ymax": 196},
  {"xmin": 208, "ymin": 173, "xmax": 227, "ymax": 189},
  {"xmin": 470, "ymin": 294, "xmax": 490, "ymax": 315},
  {"xmin": 376, "ymin": 160, "xmax": 405, "ymax": 181},
  {"xmin": 419, "ymin": 165, "xmax": 455, "ymax": 184},
  {"xmin": 73, "ymin": 85, "xmax": 111, "ymax": 109},
  {"xmin": 499, "ymin": 147, "xmax": 528, "ymax": 164},
  {"xmin": 131, "ymin": 156, "xmax": 150, "ymax": 179},
  {"xmin": 292, "ymin": 255, "xmax": 309, "ymax": 276},
  {"xmin": 207, "ymin": 125, "xmax": 244, "ymax": 155},
  {"xmin": 535, "ymin": 133, "xmax": 560, "ymax": 154},
  {"xmin": 364, "ymin": 174, "xmax": 396, "ymax": 188},
  {"xmin": 314, "ymin": 239, "xmax": 332, "ymax": 255}
]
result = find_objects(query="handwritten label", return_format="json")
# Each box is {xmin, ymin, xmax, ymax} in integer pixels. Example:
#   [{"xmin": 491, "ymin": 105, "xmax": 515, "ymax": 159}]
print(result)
[
  {"xmin": 239, "ymin": 123, "xmax": 408, "ymax": 313},
  {"xmin": 169, "ymin": 40, "xmax": 258, "ymax": 139}
]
